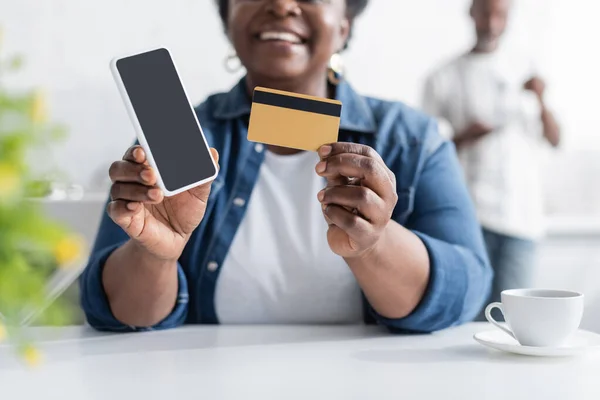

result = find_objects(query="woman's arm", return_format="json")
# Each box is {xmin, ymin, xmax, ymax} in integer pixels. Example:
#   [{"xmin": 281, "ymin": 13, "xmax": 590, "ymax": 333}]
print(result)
[
  {"xmin": 316, "ymin": 143, "xmax": 427, "ymax": 318},
  {"xmin": 81, "ymin": 145, "xmax": 218, "ymax": 331},
  {"xmin": 317, "ymin": 127, "xmax": 492, "ymax": 332},
  {"xmin": 344, "ymin": 221, "xmax": 430, "ymax": 319},
  {"xmin": 102, "ymin": 240, "xmax": 180, "ymax": 328},
  {"xmin": 80, "ymin": 207, "xmax": 189, "ymax": 331}
]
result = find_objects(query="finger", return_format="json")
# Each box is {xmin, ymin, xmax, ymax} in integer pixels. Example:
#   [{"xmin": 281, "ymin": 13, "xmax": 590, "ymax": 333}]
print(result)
[
  {"xmin": 110, "ymin": 182, "xmax": 163, "ymax": 203},
  {"xmin": 318, "ymin": 144, "xmax": 396, "ymax": 190},
  {"xmin": 209, "ymin": 147, "xmax": 220, "ymax": 168},
  {"xmin": 321, "ymin": 202, "xmax": 335, "ymax": 226},
  {"xmin": 323, "ymin": 204, "xmax": 372, "ymax": 238},
  {"xmin": 187, "ymin": 179, "xmax": 214, "ymax": 202},
  {"xmin": 318, "ymin": 143, "xmax": 383, "ymax": 163},
  {"xmin": 109, "ymin": 161, "xmax": 157, "ymax": 185},
  {"xmin": 107, "ymin": 200, "xmax": 143, "ymax": 231},
  {"xmin": 316, "ymin": 154, "xmax": 390, "ymax": 197},
  {"xmin": 386, "ymin": 168, "xmax": 397, "ymax": 192},
  {"xmin": 318, "ymin": 185, "xmax": 387, "ymax": 223},
  {"xmin": 123, "ymin": 145, "xmax": 147, "ymax": 164},
  {"xmin": 186, "ymin": 148, "xmax": 220, "ymax": 200},
  {"xmin": 322, "ymin": 173, "xmax": 348, "ymax": 189}
]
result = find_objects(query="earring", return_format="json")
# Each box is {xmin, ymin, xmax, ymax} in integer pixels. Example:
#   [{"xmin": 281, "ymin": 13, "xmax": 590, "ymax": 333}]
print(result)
[
  {"xmin": 327, "ymin": 53, "xmax": 345, "ymax": 85},
  {"xmin": 224, "ymin": 52, "xmax": 243, "ymax": 73}
]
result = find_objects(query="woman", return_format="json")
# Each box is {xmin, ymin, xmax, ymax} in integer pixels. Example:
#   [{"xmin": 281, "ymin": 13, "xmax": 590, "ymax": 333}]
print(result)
[{"xmin": 81, "ymin": 0, "xmax": 491, "ymax": 332}]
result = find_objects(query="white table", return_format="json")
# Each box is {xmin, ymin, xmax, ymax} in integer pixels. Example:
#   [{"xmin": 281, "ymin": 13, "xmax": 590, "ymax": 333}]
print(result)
[{"xmin": 1, "ymin": 323, "xmax": 599, "ymax": 400}]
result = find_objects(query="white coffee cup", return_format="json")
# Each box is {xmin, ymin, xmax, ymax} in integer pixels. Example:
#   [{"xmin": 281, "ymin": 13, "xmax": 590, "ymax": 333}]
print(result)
[{"xmin": 485, "ymin": 289, "xmax": 584, "ymax": 347}]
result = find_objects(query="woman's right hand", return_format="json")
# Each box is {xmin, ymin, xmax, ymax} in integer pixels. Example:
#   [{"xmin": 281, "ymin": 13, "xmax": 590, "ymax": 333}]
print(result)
[{"xmin": 107, "ymin": 145, "xmax": 219, "ymax": 261}]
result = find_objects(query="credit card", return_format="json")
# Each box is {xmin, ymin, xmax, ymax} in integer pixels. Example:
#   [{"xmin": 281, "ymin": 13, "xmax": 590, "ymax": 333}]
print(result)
[{"xmin": 248, "ymin": 87, "xmax": 342, "ymax": 152}]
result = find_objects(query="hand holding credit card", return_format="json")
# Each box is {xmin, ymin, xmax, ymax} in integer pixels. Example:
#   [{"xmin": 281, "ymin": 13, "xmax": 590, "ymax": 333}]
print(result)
[{"xmin": 248, "ymin": 87, "xmax": 342, "ymax": 151}]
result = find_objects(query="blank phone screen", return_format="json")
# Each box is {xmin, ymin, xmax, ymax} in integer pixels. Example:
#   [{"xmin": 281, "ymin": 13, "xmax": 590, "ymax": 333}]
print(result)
[{"xmin": 116, "ymin": 48, "xmax": 216, "ymax": 192}]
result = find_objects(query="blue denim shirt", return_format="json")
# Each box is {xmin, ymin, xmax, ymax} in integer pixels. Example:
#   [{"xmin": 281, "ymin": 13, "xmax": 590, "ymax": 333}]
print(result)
[{"xmin": 80, "ymin": 78, "xmax": 492, "ymax": 333}]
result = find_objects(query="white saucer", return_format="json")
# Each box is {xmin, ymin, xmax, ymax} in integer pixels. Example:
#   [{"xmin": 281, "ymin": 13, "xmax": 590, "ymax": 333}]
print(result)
[{"xmin": 473, "ymin": 329, "xmax": 600, "ymax": 357}]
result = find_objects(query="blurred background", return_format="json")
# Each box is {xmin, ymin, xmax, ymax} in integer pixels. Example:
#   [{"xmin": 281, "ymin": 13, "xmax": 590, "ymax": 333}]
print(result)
[{"xmin": 0, "ymin": 0, "xmax": 598, "ymax": 328}]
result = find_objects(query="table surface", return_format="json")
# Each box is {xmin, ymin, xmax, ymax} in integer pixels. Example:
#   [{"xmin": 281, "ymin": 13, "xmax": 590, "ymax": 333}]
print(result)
[{"xmin": 1, "ymin": 323, "xmax": 599, "ymax": 400}]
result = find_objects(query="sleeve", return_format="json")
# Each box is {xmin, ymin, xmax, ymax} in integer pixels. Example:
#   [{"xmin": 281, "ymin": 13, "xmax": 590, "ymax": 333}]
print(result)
[
  {"xmin": 79, "ymin": 199, "xmax": 189, "ymax": 332},
  {"xmin": 422, "ymin": 75, "xmax": 455, "ymax": 140},
  {"xmin": 370, "ymin": 123, "xmax": 492, "ymax": 333}
]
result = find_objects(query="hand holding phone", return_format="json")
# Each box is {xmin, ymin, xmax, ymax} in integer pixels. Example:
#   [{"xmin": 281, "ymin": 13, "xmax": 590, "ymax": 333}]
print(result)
[
  {"xmin": 107, "ymin": 144, "xmax": 219, "ymax": 261},
  {"xmin": 109, "ymin": 47, "xmax": 220, "ymax": 259},
  {"xmin": 110, "ymin": 47, "xmax": 218, "ymax": 196}
]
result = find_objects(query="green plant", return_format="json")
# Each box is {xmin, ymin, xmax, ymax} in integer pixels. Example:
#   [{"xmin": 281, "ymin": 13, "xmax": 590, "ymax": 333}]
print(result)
[{"xmin": 0, "ymin": 28, "xmax": 83, "ymax": 364}]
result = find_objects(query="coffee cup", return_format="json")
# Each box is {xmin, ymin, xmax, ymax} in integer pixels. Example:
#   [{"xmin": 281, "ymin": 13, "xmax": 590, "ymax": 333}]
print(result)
[{"xmin": 485, "ymin": 289, "xmax": 584, "ymax": 347}]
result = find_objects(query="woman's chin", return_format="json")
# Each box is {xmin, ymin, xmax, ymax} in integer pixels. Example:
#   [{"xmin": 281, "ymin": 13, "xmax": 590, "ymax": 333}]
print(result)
[{"xmin": 249, "ymin": 64, "xmax": 311, "ymax": 84}]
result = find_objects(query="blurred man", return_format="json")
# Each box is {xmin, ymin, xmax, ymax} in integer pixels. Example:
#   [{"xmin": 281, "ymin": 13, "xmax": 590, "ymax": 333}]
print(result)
[{"xmin": 422, "ymin": 0, "xmax": 561, "ymax": 319}]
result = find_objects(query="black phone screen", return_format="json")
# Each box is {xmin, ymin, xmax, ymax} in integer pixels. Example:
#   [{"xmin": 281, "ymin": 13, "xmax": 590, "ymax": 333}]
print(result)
[{"xmin": 116, "ymin": 48, "xmax": 216, "ymax": 192}]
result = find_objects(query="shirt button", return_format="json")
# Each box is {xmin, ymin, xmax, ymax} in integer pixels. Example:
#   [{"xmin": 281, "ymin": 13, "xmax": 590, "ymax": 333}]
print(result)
[
  {"xmin": 254, "ymin": 143, "xmax": 264, "ymax": 153},
  {"xmin": 207, "ymin": 261, "xmax": 219, "ymax": 272},
  {"xmin": 233, "ymin": 197, "xmax": 246, "ymax": 207}
]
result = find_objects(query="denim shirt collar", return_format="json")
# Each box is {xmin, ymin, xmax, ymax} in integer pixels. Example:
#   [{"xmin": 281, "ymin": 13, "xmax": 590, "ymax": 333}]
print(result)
[{"xmin": 212, "ymin": 77, "xmax": 376, "ymax": 134}]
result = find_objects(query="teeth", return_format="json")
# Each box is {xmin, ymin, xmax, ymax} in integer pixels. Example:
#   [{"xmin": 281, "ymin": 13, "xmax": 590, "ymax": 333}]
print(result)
[{"xmin": 259, "ymin": 31, "xmax": 302, "ymax": 44}]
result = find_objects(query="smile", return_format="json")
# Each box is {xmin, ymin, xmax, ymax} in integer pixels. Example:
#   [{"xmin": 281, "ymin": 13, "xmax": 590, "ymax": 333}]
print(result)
[{"xmin": 258, "ymin": 31, "xmax": 305, "ymax": 44}]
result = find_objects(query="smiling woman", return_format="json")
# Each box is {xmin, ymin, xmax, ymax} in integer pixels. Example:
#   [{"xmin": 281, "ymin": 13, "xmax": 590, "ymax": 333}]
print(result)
[
  {"xmin": 215, "ymin": 0, "xmax": 369, "ymax": 46},
  {"xmin": 80, "ymin": 0, "xmax": 492, "ymax": 333},
  {"xmin": 218, "ymin": 0, "xmax": 367, "ymax": 94}
]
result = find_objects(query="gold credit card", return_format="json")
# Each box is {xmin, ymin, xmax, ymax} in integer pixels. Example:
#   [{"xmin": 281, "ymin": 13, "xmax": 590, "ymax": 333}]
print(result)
[{"xmin": 248, "ymin": 87, "xmax": 342, "ymax": 152}]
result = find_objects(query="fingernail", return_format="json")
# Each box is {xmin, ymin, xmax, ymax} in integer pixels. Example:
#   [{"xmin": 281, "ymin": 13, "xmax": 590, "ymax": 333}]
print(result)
[
  {"xmin": 316, "ymin": 161, "xmax": 326, "ymax": 174},
  {"xmin": 319, "ymin": 145, "xmax": 332, "ymax": 157},
  {"xmin": 133, "ymin": 148, "xmax": 142, "ymax": 160},
  {"xmin": 149, "ymin": 188, "xmax": 162, "ymax": 201},
  {"xmin": 317, "ymin": 189, "xmax": 325, "ymax": 202},
  {"xmin": 126, "ymin": 202, "xmax": 138, "ymax": 211},
  {"xmin": 140, "ymin": 169, "xmax": 153, "ymax": 182}
]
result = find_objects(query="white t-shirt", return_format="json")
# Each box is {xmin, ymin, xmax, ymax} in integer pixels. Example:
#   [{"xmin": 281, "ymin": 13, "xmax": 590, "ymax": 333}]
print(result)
[
  {"xmin": 423, "ymin": 51, "xmax": 547, "ymax": 240},
  {"xmin": 215, "ymin": 150, "xmax": 363, "ymax": 324}
]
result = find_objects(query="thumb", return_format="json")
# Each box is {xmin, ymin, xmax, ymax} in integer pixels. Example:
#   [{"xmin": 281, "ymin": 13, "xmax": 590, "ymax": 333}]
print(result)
[
  {"xmin": 210, "ymin": 148, "xmax": 220, "ymax": 170},
  {"xmin": 186, "ymin": 148, "xmax": 220, "ymax": 200}
]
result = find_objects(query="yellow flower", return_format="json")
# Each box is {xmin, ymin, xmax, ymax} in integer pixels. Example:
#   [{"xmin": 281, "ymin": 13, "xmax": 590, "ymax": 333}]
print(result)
[
  {"xmin": 30, "ymin": 89, "xmax": 48, "ymax": 125},
  {"xmin": 0, "ymin": 162, "xmax": 21, "ymax": 201},
  {"xmin": 54, "ymin": 235, "xmax": 85, "ymax": 267},
  {"xmin": 23, "ymin": 345, "xmax": 43, "ymax": 367},
  {"xmin": 0, "ymin": 323, "xmax": 7, "ymax": 343}
]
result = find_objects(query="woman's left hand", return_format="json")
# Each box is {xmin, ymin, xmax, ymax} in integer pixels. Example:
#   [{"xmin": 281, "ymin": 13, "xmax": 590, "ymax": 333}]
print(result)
[{"xmin": 316, "ymin": 143, "xmax": 399, "ymax": 259}]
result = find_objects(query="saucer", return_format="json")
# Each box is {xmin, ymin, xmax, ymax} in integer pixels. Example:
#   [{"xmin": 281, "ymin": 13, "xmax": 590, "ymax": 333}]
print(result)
[{"xmin": 473, "ymin": 329, "xmax": 600, "ymax": 357}]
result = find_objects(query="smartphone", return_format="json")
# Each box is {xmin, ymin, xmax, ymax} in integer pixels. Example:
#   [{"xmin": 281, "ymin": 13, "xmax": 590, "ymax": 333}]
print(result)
[{"xmin": 110, "ymin": 47, "xmax": 218, "ymax": 197}]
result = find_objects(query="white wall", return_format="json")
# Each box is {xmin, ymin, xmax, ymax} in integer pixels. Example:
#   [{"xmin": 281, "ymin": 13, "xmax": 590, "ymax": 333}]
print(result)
[{"xmin": 1, "ymin": 0, "xmax": 599, "ymax": 216}]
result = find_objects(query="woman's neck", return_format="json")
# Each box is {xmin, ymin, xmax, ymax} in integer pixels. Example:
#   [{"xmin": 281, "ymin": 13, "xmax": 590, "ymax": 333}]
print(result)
[
  {"xmin": 245, "ymin": 72, "xmax": 331, "ymax": 155},
  {"xmin": 245, "ymin": 72, "xmax": 329, "ymax": 100}
]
